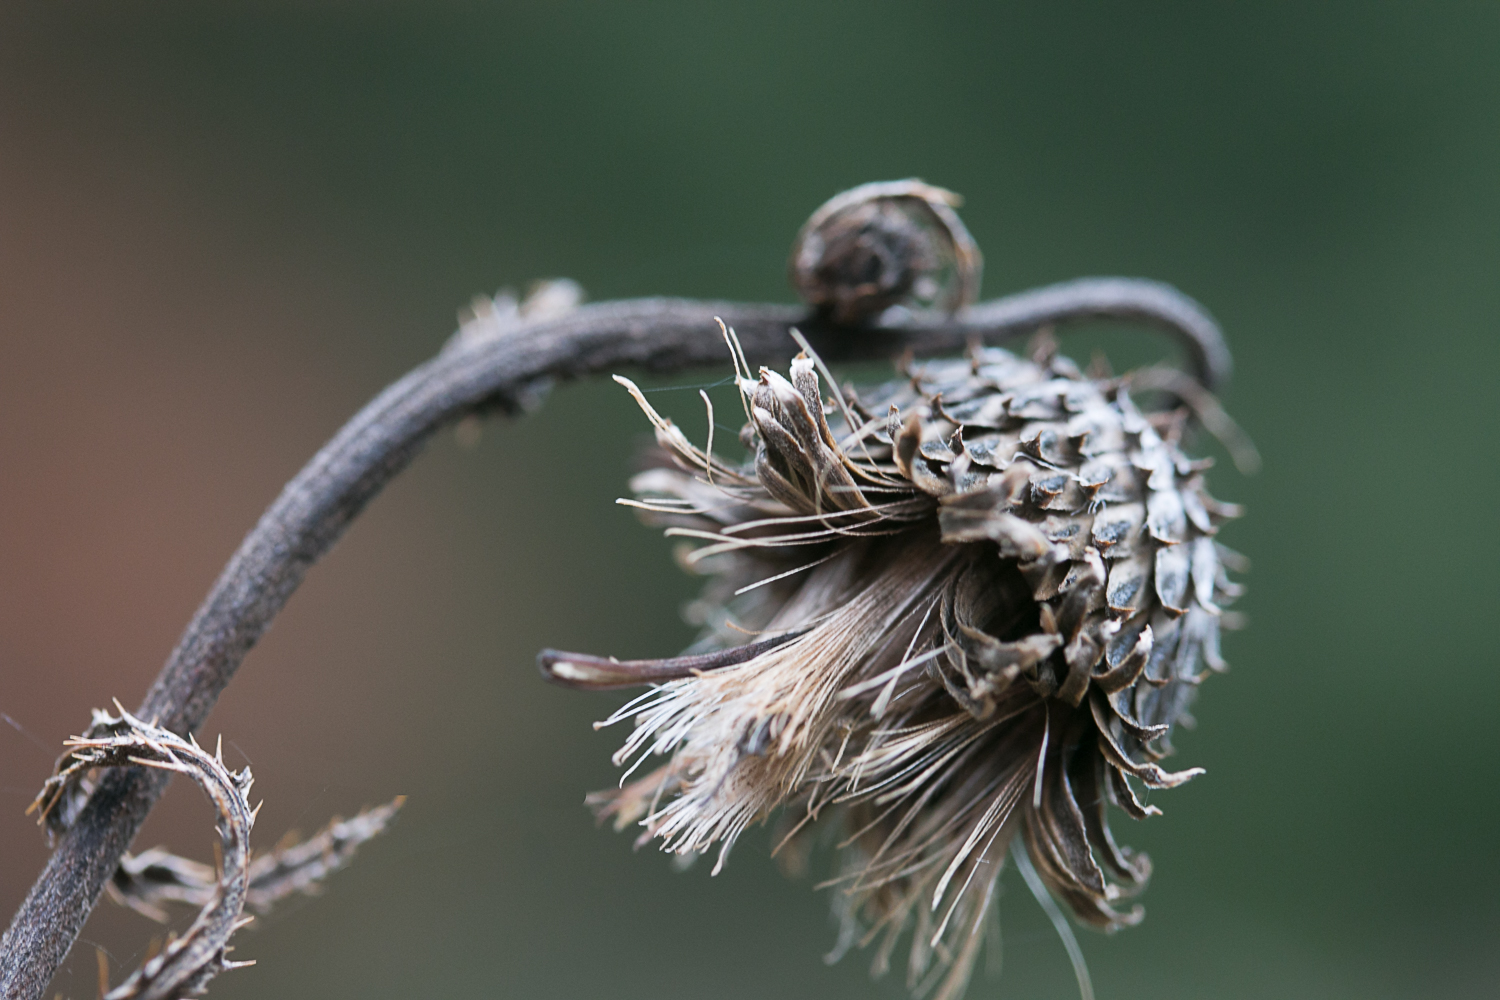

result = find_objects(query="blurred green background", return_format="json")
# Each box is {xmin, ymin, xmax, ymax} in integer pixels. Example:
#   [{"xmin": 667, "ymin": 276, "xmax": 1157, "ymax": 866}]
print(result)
[{"xmin": 2, "ymin": 3, "xmax": 1496, "ymax": 998}]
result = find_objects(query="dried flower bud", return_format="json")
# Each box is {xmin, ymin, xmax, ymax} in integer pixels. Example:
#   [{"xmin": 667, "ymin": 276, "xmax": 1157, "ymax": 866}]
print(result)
[
  {"xmin": 542, "ymin": 325, "xmax": 1244, "ymax": 999},
  {"xmin": 789, "ymin": 180, "xmax": 983, "ymax": 323}
]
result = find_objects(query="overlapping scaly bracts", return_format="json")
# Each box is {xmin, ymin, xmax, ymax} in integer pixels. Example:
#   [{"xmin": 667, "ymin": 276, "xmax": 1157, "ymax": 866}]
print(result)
[{"xmin": 542, "ymin": 331, "xmax": 1242, "ymax": 1000}]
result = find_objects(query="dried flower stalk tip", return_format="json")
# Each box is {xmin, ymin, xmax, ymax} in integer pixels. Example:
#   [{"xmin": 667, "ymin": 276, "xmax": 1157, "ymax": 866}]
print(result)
[
  {"xmin": 28, "ymin": 706, "xmax": 403, "ymax": 999},
  {"xmin": 546, "ymin": 326, "xmax": 1242, "ymax": 1000},
  {"xmin": 790, "ymin": 179, "xmax": 983, "ymax": 323}
]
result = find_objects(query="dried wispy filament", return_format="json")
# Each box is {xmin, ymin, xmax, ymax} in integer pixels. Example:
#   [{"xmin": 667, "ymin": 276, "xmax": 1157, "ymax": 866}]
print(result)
[{"xmin": 541, "ymin": 323, "xmax": 1244, "ymax": 999}]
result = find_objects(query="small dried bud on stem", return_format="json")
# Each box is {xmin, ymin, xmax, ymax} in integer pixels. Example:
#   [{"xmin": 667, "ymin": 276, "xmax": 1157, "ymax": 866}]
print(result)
[{"xmin": 790, "ymin": 180, "xmax": 983, "ymax": 323}]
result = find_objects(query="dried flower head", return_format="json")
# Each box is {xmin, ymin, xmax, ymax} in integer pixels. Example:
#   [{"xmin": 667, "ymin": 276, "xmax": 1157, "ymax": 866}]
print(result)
[{"xmin": 541, "ymin": 324, "xmax": 1243, "ymax": 998}]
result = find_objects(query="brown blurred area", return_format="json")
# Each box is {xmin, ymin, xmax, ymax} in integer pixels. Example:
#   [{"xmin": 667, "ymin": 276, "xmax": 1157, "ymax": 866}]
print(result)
[
  {"xmin": 0, "ymin": 50, "xmax": 505, "ymax": 984},
  {"xmin": 0, "ymin": 18, "xmax": 698, "ymax": 993}
]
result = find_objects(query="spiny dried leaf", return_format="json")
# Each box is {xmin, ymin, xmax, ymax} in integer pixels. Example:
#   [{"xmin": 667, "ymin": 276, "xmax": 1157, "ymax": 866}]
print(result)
[
  {"xmin": 31, "ymin": 706, "xmax": 403, "ymax": 999},
  {"xmin": 108, "ymin": 799, "xmax": 406, "ymax": 922},
  {"xmin": 31, "ymin": 705, "xmax": 258, "ymax": 1000}
]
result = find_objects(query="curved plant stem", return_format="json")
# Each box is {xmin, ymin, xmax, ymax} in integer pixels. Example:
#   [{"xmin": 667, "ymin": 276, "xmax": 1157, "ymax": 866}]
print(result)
[{"xmin": 0, "ymin": 279, "xmax": 1228, "ymax": 1000}]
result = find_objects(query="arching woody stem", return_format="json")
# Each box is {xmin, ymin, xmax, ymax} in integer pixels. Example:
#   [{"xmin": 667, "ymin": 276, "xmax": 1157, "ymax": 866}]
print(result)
[{"xmin": 0, "ymin": 279, "xmax": 1230, "ymax": 1000}]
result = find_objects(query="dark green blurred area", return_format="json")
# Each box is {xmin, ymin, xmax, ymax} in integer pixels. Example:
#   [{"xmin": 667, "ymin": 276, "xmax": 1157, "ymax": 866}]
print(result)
[{"xmin": 1, "ymin": 3, "xmax": 1496, "ymax": 998}]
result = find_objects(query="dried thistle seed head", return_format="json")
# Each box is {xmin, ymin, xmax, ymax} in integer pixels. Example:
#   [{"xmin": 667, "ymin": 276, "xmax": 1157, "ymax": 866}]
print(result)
[
  {"xmin": 789, "ymin": 180, "xmax": 983, "ymax": 323},
  {"xmin": 541, "ymin": 334, "xmax": 1243, "ymax": 1000}
]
